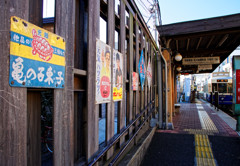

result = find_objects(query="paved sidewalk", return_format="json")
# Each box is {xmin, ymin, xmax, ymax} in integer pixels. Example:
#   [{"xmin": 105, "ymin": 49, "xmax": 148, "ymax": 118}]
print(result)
[
  {"xmin": 141, "ymin": 99, "xmax": 240, "ymax": 166},
  {"xmin": 157, "ymin": 99, "xmax": 239, "ymax": 137}
]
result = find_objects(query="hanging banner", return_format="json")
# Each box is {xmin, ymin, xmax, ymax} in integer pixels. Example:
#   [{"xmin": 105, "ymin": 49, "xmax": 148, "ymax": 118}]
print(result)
[
  {"xmin": 132, "ymin": 72, "xmax": 139, "ymax": 91},
  {"xmin": 96, "ymin": 39, "xmax": 111, "ymax": 104},
  {"xmin": 9, "ymin": 16, "xmax": 65, "ymax": 88},
  {"xmin": 113, "ymin": 49, "xmax": 123, "ymax": 101},
  {"xmin": 138, "ymin": 50, "xmax": 146, "ymax": 90},
  {"xmin": 147, "ymin": 58, "xmax": 152, "ymax": 90}
]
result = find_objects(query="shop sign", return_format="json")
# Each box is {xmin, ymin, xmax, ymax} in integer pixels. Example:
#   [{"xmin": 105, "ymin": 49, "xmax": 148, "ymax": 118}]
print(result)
[
  {"xmin": 183, "ymin": 57, "xmax": 220, "ymax": 65},
  {"xmin": 9, "ymin": 16, "xmax": 66, "ymax": 88},
  {"xmin": 198, "ymin": 64, "xmax": 212, "ymax": 71}
]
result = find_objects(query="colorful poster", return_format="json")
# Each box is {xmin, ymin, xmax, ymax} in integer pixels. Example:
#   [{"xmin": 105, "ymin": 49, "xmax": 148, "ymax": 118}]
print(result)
[
  {"xmin": 9, "ymin": 16, "xmax": 65, "ymax": 88},
  {"xmin": 113, "ymin": 49, "xmax": 123, "ymax": 101},
  {"xmin": 236, "ymin": 69, "xmax": 240, "ymax": 104},
  {"xmin": 132, "ymin": 72, "xmax": 139, "ymax": 91},
  {"xmin": 147, "ymin": 58, "xmax": 152, "ymax": 90},
  {"xmin": 96, "ymin": 39, "xmax": 111, "ymax": 104},
  {"xmin": 138, "ymin": 50, "xmax": 146, "ymax": 90}
]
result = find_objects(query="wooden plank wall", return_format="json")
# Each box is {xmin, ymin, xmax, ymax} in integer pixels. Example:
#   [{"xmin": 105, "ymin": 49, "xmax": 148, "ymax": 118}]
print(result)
[
  {"xmin": 0, "ymin": 1, "xmax": 29, "ymax": 165},
  {"xmin": 54, "ymin": 0, "xmax": 75, "ymax": 165},
  {"xmin": 87, "ymin": 0, "xmax": 100, "ymax": 162},
  {"xmin": 1, "ymin": 0, "xmax": 161, "ymax": 165}
]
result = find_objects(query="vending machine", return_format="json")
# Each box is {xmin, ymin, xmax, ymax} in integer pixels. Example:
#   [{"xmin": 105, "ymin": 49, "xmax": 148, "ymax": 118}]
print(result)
[{"xmin": 232, "ymin": 55, "xmax": 240, "ymax": 131}]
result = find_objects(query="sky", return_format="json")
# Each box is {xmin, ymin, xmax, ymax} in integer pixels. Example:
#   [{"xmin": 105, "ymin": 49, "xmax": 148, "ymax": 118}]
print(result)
[{"xmin": 158, "ymin": 0, "xmax": 240, "ymax": 25}]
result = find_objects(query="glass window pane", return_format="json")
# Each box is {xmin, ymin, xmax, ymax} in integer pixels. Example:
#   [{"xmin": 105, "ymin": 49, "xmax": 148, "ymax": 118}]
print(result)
[
  {"xmin": 218, "ymin": 83, "xmax": 227, "ymax": 93},
  {"xmin": 228, "ymin": 83, "xmax": 232, "ymax": 93},
  {"xmin": 212, "ymin": 83, "xmax": 217, "ymax": 92}
]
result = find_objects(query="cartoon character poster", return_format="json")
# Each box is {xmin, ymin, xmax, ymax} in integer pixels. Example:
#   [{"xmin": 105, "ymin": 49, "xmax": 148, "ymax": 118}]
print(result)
[
  {"xmin": 147, "ymin": 58, "xmax": 152, "ymax": 90},
  {"xmin": 132, "ymin": 72, "xmax": 139, "ymax": 91},
  {"xmin": 113, "ymin": 49, "xmax": 123, "ymax": 101},
  {"xmin": 138, "ymin": 50, "xmax": 146, "ymax": 90},
  {"xmin": 96, "ymin": 39, "xmax": 111, "ymax": 104}
]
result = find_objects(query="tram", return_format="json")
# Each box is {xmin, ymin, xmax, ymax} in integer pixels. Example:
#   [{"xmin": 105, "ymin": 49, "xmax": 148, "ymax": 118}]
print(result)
[{"xmin": 204, "ymin": 72, "xmax": 232, "ymax": 109}]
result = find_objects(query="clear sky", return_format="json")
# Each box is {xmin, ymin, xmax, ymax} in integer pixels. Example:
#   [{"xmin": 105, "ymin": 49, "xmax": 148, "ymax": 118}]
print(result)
[{"xmin": 158, "ymin": 0, "xmax": 240, "ymax": 25}]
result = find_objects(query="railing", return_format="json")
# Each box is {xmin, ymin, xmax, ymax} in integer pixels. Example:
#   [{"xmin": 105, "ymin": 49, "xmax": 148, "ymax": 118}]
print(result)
[{"xmin": 88, "ymin": 100, "xmax": 156, "ymax": 166}]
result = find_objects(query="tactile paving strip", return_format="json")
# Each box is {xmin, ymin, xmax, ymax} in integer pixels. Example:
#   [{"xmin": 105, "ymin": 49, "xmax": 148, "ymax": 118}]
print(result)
[
  {"xmin": 198, "ymin": 111, "xmax": 218, "ymax": 133},
  {"xmin": 195, "ymin": 134, "xmax": 217, "ymax": 166}
]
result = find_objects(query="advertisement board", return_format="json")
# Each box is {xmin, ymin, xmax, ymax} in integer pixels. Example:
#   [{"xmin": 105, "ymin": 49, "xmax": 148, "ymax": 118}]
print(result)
[
  {"xmin": 9, "ymin": 16, "xmax": 65, "ymax": 88},
  {"xmin": 95, "ymin": 39, "xmax": 111, "ymax": 104},
  {"xmin": 113, "ymin": 49, "xmax": 123, "ymax": 101}
]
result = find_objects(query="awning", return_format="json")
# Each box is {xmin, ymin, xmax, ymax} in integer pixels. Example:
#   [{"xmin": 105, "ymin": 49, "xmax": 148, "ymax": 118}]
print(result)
[{"xmin": 157, "ymin": 13, "xmax": 240, "ymax": 74}]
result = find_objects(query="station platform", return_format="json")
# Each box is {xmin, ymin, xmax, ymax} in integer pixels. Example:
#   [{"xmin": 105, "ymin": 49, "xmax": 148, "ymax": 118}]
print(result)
[{"xmin": 141, "ymin": 99, "xmax": 240, "ymax": 166}]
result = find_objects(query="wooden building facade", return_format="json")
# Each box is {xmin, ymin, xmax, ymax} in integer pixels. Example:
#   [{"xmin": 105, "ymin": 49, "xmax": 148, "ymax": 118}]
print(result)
[{"xmin": 1, "ymin": 0, "xmax": 167, "ymax": 165}]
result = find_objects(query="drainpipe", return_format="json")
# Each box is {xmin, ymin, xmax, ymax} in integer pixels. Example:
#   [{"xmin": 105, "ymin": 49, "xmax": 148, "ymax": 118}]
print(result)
[{"xmin": 157, "ymin": 45, "xmax": 168, "ymax": 129}]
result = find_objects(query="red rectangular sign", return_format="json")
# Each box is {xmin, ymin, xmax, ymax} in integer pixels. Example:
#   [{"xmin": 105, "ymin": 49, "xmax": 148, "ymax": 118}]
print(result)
[{"xmin": 236, "ymin": 69, "xmax": 240, "ymax": 104}]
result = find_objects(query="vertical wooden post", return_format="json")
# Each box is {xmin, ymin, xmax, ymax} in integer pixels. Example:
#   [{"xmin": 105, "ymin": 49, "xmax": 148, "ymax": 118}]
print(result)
[
  {"xmin": 106, "ymin": 0, "xmax": 115, "ymax": 158},
  {"xmin": 86, "ymin": 0, "xmax": 100, "ymax": 162},
  {"xmin": 0, "ymin": 1, "xmax": 29, "ymax": 165},
  {"xmin": 29, "ymin": 0, "xmax": 43, "ymax": 26},
  {"xmin": 129, "ymin": 11, "xmax": 134, "ymax": 134},
  {"xmin": 54, "ymin": 0, "xmax": 75, "ymax": 165},
  {"xmin": 162, "ymin": 49, "xmax": 172, "ymax": 124},
  {"xmin": 135, "ymin": 21, "xmax": 140, "ymax": 116},
  {"xmin": 27, "ymin": 2, "xmax": 43, "ymax": 165},
  {"xmin": 144, "ymin": 39, "xmax": 148, "ymax": 109},
  {"xmin": 119, "ymin": 0, "xmax": 126, "ymax": 146}
]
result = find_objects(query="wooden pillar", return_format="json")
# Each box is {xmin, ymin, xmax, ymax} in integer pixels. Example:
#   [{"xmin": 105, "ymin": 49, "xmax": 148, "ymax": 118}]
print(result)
[
  {"xmin": 162, "ymin": 49, "xmax": 173, "ymax": 123},
  {"xmin": 54, "ymin": 0, "xmax": 75, "ymax": 165},
  {"xmin": 144, "ymin": 39, "xmax": 148, "ymax": 109},
  {"xmin": 135, "ymin": 21, "xmax": 140, "ymax": 116},
  {"xmin": 0, "ymin": 1, "xmax": 29, "ymax": 165},
  {"xmin": 86, "ymin": 0, "xmax": 100, "ymax": 162},
  {"xmin": 128, "ymin": 11, "xmax": 134, "ymax": 133},
  {"xmin": 119, "ymin": 0, "xmax": 126, "ymax": 146},
  {"xmin": 106, "ymin": 0, "xmax": 115, "ymax": 158}
]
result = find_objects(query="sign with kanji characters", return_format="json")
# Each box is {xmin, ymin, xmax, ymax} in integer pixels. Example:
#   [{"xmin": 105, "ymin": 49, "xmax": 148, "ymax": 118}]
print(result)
[
  {"xmin": 9, "ymin": 16, "xmax": 65, "ymax": 88},
  {"xmin": 138, "ymin": 50, "xmax": 146, "ymax": 90},
  {"xmin": 182, "ymin": 57, "xmax": 220, "ymax": 65},
  {"xmin": 147, "ymin": 58, "xmax": 152, "ymax": 90},
  {"xmin": 96, "ymin": 39, "xmax": 111, "ymax": 104},
  {"xmin": 113, "ymin": 49, "xmax": 123, "ymax": 101},
  {"xmin": 132, "ymin": 72, "xmax": 138, "ymax": 91}
]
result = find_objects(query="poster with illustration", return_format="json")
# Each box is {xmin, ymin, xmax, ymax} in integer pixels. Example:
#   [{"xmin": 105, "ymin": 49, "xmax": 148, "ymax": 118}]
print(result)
[
  {"xmin": 138, "ymin": 50, "xmax": 146, "ymax": 90},
  {"xmin": 9, "ymin": 16, "xmax": 65, "ymax": 88},
  {"xmin": 132, "ymin": 72, "xmax": 139, "ymax": 91},
  {"xmin": 147, "ymin": 58, "xmax": 152, "ymax": 90},
  {"xmin": 96, "ymin": 39, "xmax": 111, "ymax": 104},
  {"xmin": 113, "ymin": 49, "xmax": 123, "ymax": 101}
]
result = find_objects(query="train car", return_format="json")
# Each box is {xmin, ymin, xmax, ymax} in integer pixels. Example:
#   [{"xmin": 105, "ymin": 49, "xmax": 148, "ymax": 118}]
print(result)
[{"xmin": 205, "ymin": 72, "xmax": 232, "ymax": 109}]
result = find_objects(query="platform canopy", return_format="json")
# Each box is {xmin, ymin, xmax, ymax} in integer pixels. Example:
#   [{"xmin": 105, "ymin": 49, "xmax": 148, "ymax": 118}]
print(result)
[{"xmin": 157, "ymin": 13, "xmax": 240, "ymax": 74}]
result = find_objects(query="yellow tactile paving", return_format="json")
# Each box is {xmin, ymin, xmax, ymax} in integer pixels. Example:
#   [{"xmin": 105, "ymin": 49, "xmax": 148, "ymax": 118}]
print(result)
[{"xmin": 195, "ymin": 134, "xmax": 216, "ymax": 166}]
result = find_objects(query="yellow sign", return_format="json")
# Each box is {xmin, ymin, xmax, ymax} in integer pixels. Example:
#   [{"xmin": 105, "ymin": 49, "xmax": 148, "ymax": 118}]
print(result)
[
  {"xmin": 9, "ymin": 16, "xmax": 66, "ymax": 88},
  {"xmin": 113, "ymin": 49, "xmax": 123, "ymax": 101}
]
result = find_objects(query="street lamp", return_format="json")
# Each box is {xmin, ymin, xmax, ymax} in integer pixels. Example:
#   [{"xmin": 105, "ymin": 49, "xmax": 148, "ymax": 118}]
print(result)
[
  {"xmin": 176, "ymin": 66, "xmax": 182, "ymax": 71},
  {"xmin": 175, "ymin": 53, "xmax": 182, "ymax": 61}
]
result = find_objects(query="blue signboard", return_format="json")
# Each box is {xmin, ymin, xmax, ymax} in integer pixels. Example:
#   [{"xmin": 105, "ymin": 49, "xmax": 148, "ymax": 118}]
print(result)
[
  {"xmin": 9, "ymin": 16, "xmax": 65, "ymax": 88},
  {"xmin": 138, "ymin": 50, "xmax": 146, "ymax": 90}
]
